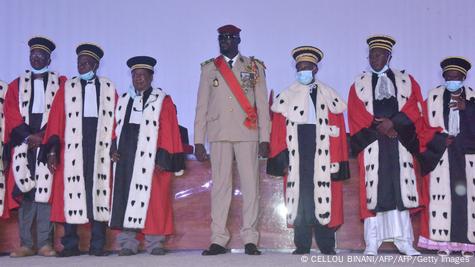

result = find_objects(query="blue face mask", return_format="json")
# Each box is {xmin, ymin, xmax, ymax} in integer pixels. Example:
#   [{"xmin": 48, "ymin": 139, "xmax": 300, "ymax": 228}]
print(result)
[
  {"xmin": 32, "ymin": 66, "xmax": 49, "ymax": 74},
  {"xmin": 79, "ymin": 70, "xmax": 95, "ymax": 81},
  {"xmin": 445, "ymin": 80, "xmax": 463, "ymax": 92},
  {"xmin": 296, "ymin": 70, "xmax": 314, "ymax": 85}
]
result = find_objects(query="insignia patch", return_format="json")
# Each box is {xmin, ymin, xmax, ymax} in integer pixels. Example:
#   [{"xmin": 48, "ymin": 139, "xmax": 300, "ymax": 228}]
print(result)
[{"xmin": 240, "ymin": 72, "xmax": 255, "ymax": 91}]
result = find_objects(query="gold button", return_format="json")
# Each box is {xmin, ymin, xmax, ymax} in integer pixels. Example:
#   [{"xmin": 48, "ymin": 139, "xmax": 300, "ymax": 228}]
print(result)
[
  {"xmin": 228, "ymin": 96, "xmax": 232, "ymax": 99},
  {"xmin": 229, "ymin": 108, "xmax": 233, "ymax": 112}
]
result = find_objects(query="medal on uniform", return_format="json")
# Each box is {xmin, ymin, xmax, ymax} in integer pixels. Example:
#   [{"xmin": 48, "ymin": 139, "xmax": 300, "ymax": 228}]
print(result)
[{"xmin": 213, "ymin": 78, "xmax": 219, "ymax": 87}]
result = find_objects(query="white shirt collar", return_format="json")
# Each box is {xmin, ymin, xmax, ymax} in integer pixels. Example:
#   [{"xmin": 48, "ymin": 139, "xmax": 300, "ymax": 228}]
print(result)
[{"xmin": 223, "ymin": 54, "xmax": 239, "ymax": 67}]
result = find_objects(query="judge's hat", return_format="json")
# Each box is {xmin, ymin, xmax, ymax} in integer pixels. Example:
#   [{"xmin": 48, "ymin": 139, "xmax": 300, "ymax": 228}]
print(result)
[
  {"xmin": 367, "ymin": 35, "xmax": 396, "ymax": 53},
  {"xmin": 76, "ymin": 43, "xmax": 104, "ymax": 62},
  {"xmin": 28, "ymin": 36, "xmax": 56, "ymax": 54},
  {"xmin": 440, "ymin": 56, "xmax": 471, "ymax": 77},
  {"xmin": 291, "ymin": 46, "xmax": 324, "ymax": 65},
  {"xmin": 127, "ymin": 56, "xmax": 157, "ymax": 72}
]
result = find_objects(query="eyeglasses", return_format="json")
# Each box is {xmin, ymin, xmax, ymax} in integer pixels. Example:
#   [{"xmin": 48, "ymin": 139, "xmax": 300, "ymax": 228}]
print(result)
[{"xmin": 218, "ymin": 34, "xmax": 238, "ymax": 40}]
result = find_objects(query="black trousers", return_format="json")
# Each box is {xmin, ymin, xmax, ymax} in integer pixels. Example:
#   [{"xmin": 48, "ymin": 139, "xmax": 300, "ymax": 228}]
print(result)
[
  {"xmin": 61, "ymin": 221, "xmax": 107, "ymax": 251},
  {"xmin": 294, "ymin": 223, "xmax": 335, "ymax": 252},
  {"xmin": 293, "ymin": 124, "xmax": 336, "ymax": 253}
]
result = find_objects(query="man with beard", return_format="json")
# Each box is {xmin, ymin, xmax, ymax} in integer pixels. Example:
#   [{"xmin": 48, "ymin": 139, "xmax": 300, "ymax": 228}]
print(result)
[
  {"xmin": 347, "ymin": 35, "xmax": 423, "ymax": 255},
  {"xmin": 194, "ymin": 25, "xmax": 270, "ymax": 255}
]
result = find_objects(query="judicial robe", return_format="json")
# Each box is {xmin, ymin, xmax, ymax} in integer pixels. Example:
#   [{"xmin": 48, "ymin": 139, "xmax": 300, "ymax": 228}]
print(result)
[
  {"xmin": 418, "ymin": 85, "xmax": 475, "ymax": 244},
  {"xmin": 0, "ymin": 80, "xmax": 9, "ymax": 218},
  {"xmin": 267, "ymin": 81, "xmax": 349, "ymax": 227},
  {"xmin": 42, "ymin": 76, "xmax": 116, "ymax": 224},
  {"xmin": 109, "ymin": 88, "xmax": 184, "ymax": 235},
  {"xmin": 4, "ymin": 71, "xmax": 65, "ymax": 210},
  {"xmin": 348, "ymin": 69, "xmax": 424, "ymax": 220}
]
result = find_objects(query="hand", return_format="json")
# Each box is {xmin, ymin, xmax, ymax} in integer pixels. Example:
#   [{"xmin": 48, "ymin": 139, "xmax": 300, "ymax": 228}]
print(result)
[
  {"xmin": 47, "ymin": 153, "xmax": 58, "ymax": 174},
  {"xmin": 27, "ymin": 133, "xmax": 43, "ymax": 150},
  {"xmin": 374, "ymin": 117, "xmax": 395, "ymax": 136},
  {"xmin": 258, "ymin": 142, "xmax": 269, "ymax": 158},
  {"xmin": 446, "ymin": 135, "xmax": 455, "ymax": 146},
  {"xmin": 111, "ymin": 151, "xmax": 120, "ymax": 162},
  {"xmin": 449, "ymin": 97, "xmax": 466, "ymax": 111},
  {"xmin": 194, "ymin": 144, "xmax": 208, "ymax": 161}
]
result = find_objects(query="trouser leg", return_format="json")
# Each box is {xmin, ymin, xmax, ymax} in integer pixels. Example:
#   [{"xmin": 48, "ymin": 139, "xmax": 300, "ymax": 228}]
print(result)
[
  {"xmin": 36, "ymin": 202, "xmax": 54, "ymax": 248},
  {"xmin": 234, "ymin": 141, "xmax": 260, "ymax": 245},
  {"xmin": 209, "ymin": 142, "xmax": 234, "ymax": 246},
  {"xmin": 145, "ymin": 235, "xmax": 165, "ymax": 253},
  {"xmin": 18, "ymin": 200, "xmax": 36, "ymax": 249},
  {"xmin": 117, "ymin": 230, "xmax": 139, "ymax": 254},
  {"xmin": 61, "ymin": 223, "xmax": 79, "ymax": 250},
  {"xmin": 89, "ymin": 220, "xmax": 107, "ymax": 251}
]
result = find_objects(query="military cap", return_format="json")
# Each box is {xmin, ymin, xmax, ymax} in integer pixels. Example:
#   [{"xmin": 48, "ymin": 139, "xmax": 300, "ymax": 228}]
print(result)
[{"xmin": 217, "ymin": 24, "xmax": 241, "ymax": 35}]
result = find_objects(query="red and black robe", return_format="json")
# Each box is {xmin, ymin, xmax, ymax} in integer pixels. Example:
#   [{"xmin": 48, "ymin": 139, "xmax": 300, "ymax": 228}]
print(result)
[
  {"xmin": 41, "ymin": 76, "xmax": 116, "ymax": 224},
  {"xmin": 348, "ymin": 69, "xmax": 424, "ymax": 220},
  {"xmin": 267, "ymin": 81, "xmax": 349, "ymax": 228},
  {"xmin": 4, "ymin": 71, "xmax": 65, "ymax": 209},
  {"xmin": 418, "ymin": 85, "xmax": 475, "ymax": 244},
  {"xmin": 109, "ymin": 88, "xmax": 184, "ymax": 235}
]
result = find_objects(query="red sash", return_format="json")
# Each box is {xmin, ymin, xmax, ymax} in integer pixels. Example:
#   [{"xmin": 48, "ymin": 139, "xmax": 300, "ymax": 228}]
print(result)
[{"xmin": 214, "ymin": 56, "xmax": 257, "ymax": 129}]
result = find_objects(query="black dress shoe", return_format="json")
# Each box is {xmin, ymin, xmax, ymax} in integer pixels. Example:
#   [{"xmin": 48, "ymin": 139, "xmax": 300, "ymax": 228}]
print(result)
[
  {"xmin": 57, "ymin": 248, "xmax": 81, "ymax": 257},
  {"xmin": 202, "ymin": 243, "xmax": 227, "ymax": 256},
  {"xmin": 88, "ymin": 249, "xmax": 110, "ymax": 256},
  {"xmin": 292, "ymin": 248, "xmax": 310, "ymax": 255},
  {"xmin": 321, "ymin": 249, "xmax": 336, "ymax": 255},
  {"xmin": 150, "ymin": 247, "xmax": 167, "ymax": 256},
  {"xmin": 118, "ymin": 248, "xmax": 136, "ymax": 256},
  {"xmin": 244, "ymin": 243, "xmax": 261, "ymax": 255}
]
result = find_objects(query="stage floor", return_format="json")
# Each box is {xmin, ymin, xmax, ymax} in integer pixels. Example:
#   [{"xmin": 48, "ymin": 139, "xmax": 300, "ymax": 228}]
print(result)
[
  {"xmin": 1, "ymin": 251, "xmax": 471, "ymax": 267},
  {"xmin": 0, "ymin": 158, "xmax": 421, "ymax": 253}
]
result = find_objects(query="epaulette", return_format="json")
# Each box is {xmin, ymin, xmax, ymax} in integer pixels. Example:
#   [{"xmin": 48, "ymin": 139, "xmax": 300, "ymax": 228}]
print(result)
[
  {"xmin": 200, "ymin": 58, "xmax": 214, "ymax": 67},
  {"xmin": 250, "ymin": 56, "xmax": 266, "ymax": 69}
]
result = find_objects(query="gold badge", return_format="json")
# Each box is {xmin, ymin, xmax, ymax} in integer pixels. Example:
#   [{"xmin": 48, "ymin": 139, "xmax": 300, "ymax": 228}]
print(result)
[{"xmin": 213, "ymin": 78, "xmax": 219, "ymax": 87}]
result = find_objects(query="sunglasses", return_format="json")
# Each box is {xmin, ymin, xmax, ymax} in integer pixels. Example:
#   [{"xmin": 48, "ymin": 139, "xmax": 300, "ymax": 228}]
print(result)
[{"xmin": 218, "ymin": 34, "xmax": 239, "ymax": 40}]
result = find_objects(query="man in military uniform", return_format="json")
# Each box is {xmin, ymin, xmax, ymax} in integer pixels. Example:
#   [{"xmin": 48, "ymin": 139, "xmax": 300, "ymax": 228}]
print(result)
[{"xmin": 194, "ymin": 24, "xmax": 270, "ymax": 255}]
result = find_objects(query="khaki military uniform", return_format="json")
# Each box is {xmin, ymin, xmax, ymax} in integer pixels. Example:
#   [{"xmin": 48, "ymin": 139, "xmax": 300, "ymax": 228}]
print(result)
[{"xmin": 194, "ymin": 54, "xmax": 270, "ymax": 246}]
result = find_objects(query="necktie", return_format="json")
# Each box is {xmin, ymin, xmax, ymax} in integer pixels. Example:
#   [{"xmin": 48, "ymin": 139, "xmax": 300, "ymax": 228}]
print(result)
[{"xmin": 228, "ymin": 60, "xmax": 233, "ymax": 69}]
